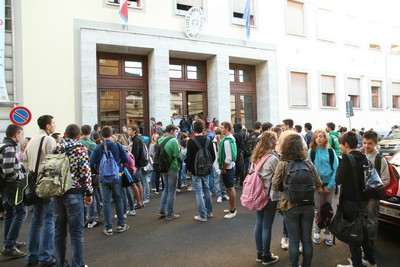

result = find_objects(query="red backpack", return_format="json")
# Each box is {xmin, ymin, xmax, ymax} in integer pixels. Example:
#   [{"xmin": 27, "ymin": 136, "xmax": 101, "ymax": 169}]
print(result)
[
  {"xmin": 375, "ymin": 154, "xmax": 400, "ymax": 198},
  {"xmin": 125, "ymin": 150, "xmax": 137, "ymax": 176},
  {"xmin": 240, "ymin": 153, "xmax": 272, "ymax": 211}
]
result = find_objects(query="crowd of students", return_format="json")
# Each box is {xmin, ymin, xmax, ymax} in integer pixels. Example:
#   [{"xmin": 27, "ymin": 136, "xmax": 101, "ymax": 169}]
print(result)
[{"xmin": 0, "ymin": 113, "xmax": 392, "ymax": 267}]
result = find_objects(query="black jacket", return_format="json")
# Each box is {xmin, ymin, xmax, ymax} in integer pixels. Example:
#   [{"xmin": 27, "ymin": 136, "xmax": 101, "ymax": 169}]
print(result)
[
  {"xmin": 186, "ymin": 135, "xmax": 215, "ymax": 176},
  {"xmin": 335, "ymin": 150, "xmax": 368, "ymax": 202}
]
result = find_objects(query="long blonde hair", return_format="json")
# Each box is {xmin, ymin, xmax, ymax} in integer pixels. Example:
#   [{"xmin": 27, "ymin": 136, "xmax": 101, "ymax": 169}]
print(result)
[
  {"xmin": 309, "ymin": 129, "xmax": 329, "ymax": 151},
  {"xmin": 251, "ymin": 131, "xmax": 277, "ymax": 164}
]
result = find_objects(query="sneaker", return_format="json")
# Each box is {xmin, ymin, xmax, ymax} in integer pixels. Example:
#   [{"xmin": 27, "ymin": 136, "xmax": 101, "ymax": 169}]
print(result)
[
  {"xmin": 176, "ymin": 189, "xmax": 181, "ymax": 193},
  {"xmin": 151, "ymin": 188, "xmax": 156, "ymax": 191},
  {"xmin": 155, "ymin": 191, "xmax": 160, "ymax": 195},
  {"xmin": 1, "ymin": 246, "xmax": 27, "ymax": 258},
  {"xmin": 187, "ymin": 186, "xmax": 195, "ymax": 192},
  {"xmin": 143, "ymin": 199, "xmax": 150, "ymax": 204},
  {"xmin": 361, "ymin": 258, "xmax": 377, "ymax": 267},
  {"xmin": 158, "ymin": 212, "xmax": 166, "ymax": 217},
  {"xmin": 337, "ymin": 258, "xmax": 353, "ymax": 267},
  {"xmin": 134, "ymin": 203, "xmax": 143, "ymax": 209},
  {"xmin": 194, "ymin": 215, "xmax": 207, "ymax": 222},
  {"xmin": 256, "ymin": 252, "xmax": 263, "ymax": 262},
  {"xmin": 223, "ymin": 209, "xmax": 230, "ymax": 213},
  {"xmin": 222, "ymin": 194, "xmax": 230, "ymax": 200},
  {"xmin": 181, "ymin": 184, "xmax": 187, "ymax": 188},
  {"xmin": 262, "ymin": 253, "xmax": 279, "ymax": 265},
  {"xmin": 325, "ymin": 233, "xmax": 333, "ymax": 246},
  {"xmin": 165, "ymin": 214, "xmax": 180, "ymax": 221},
  {"xmin": 313, "ymin": 231, "xmax": 321, "ymax": 244},
  {"xmin": 103, "ymin": 228, "xmax": 113, "ymax": 236},
  {"xmin": 117, "ymin": 224, "xmax": 130, "ymax": 233},
  {"xmin": 207, "ymin": 213, "xmax": 213, "ymax": 218},
  {"xmin": 280, "ymin": 236, "xmax": 289, "ymax": 250},
  {"xmin": 224, "ymin": 209, "xmax": 237, "ymax": 219},
  {"xmin": 126, "ymin": 210, "xmax": 136, "ymax": 216},
  {"xmin": 299, "ymin": 242, "xmax": 303, "ymax": 254},
  {"xmin": 87, "ymin": 220, "xmax": 99, "ymax": 229},
  {"xmin": 114, "ymin": 214, "xmax": 127, "ymax": 219},
  {"xmin": 15, "ymin": 241, "xmax": 26, "ymax": 249},
  {"xmin": 217, "ymin": 196, "xmax": 222, "ymax": 203}
]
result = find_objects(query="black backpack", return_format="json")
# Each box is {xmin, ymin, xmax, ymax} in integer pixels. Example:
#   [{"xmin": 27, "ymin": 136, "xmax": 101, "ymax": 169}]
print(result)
[
  {"xmin": 191, "ymin": 137, "xmax": 213, "ymax": 176},
  {"xmin": 283, "ymin": 160, "xmax": 316, "ymax": 205},
  {"xmin": 243, "ymin": 132, "xmax": 260, "ymax": 157},
  {"xmin": 317, "ymin": 202, "xmax": 334, "ymax": 229},
  {"xmin": 137, "ymin": 138, "xmax": 149, "ymax": 167},
  {"xmin": 153, "ymin": 137, "xmax": 173, "ymax": 173}
]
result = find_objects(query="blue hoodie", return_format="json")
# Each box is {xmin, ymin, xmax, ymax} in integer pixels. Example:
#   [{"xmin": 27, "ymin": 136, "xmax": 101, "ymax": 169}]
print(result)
[{"xmin": 308, "ymin": 147, "xmax": 338, "ymax": 190}]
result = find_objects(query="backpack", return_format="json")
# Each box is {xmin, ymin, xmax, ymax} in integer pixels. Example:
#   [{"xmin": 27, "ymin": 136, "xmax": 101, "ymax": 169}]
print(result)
[
  {"xmin": 317, "ymin": 202, "xmax": 334, "ymax": 229},
  {"xmin": 98, "ymin": 142, "xmax": 121, "ymax": 184},
  {"xmin": 137, "ymin": 137, "xmax": 149, "ymax": 167},
  {"xmin": 0, "ymin": 143, "xmax": 14, "ymax": 193},
  {"xmin": 243, "ymin": 132, "xmax": 260, "ymax": 157},
  {"xmin": 124, "ymin": 150, "xmax": 137, "ymax": 177},
  {"xmin": 35, "ymin": 147, "xmax": 74, "ymax": 198},
  {"xmin": 240, "ymin": 153, "xmax": 272, "ymax": 211},
  {"xmin": 310, "ymin": 148, "xmax": 335, "ymax": 171},
  {"xmin": 362, "ymin": 158, "xmax": 386, "ymax": 200},
  {"xmin": 153, "ymin": 136, "xmax": 173, "ymax": 173},
  {"xmin": 283, "ymin": 160, "xmax": 316, "ymax": 205},
  {"xmin": 375, "ymin": 154, "xmax": 400, "ymax": 198},
  {"xmin": 191, "ymin": 137, "xmax": 213, "ymax": 176}
]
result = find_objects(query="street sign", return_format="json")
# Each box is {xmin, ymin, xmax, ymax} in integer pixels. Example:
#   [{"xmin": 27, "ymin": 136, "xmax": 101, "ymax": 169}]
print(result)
[{"xmin": 9, "ymin": 106, "xmax": 32, "ymax": 126}]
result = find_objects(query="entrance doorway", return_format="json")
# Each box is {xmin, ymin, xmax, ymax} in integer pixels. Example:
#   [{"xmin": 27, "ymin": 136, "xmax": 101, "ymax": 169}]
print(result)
[
  {"xmin": 170, "ymin": 92, "xmax": 205, "ymax": 120},
  {"xmin": 230, "ymin": 94, "xmax": 255, "ymax": 130}
]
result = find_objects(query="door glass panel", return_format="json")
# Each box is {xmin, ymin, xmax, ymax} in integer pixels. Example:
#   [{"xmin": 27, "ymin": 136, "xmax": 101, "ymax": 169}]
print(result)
[
  {"xmin": 238, "ymin": 69, "xmax": 252, "ymax": 83},
  {"xmin": 187, "ymin": 93, "xmax": 203, "ymax": 118},
  {"xmin": 171, "ymin": 92, "xmax": 183, "ymax": 117},
  {"xmin": 124, "ymin": 61, "xmax": 143, "ymax": 77},
  {"xmin": 240, "ymin": 95, "xmax": 254, "ymax": 129},
  {"xmin": 99, "ymin": 59, "xmax": 119, "ymax": 76},
  {"xmin": 126, "ymin": 91, "xmax": 144, "ymax": 128},
  {"xmin": 229, "ymin": 69, "xmax": 235, "ymax": 82},
  {"xmin": 99, "ymin": 90, "xmax": 120, "ymax": 130},
  {"xmin": 230, "ymin": 94, "xmax": 236, "ymax": 125}
]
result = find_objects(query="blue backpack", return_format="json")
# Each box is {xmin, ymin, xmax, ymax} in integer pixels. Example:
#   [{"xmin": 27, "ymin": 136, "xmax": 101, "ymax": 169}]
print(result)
[{"xmin": 99, "ymin": 142, "xmax": 120, "ymax": 184}]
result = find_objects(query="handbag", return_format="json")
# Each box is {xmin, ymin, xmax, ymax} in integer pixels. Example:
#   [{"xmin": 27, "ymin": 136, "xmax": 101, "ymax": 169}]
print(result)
[
  {"xmin": 23, "ymin": 136, "xmax": 45, "ymax": 206},
  {"xmin": 363, "ymin": 161, "xmax": 386, "ymax": 200},
  {"xmin": 121, "ymin": 167, "xmax": 134, "ymax": 188},
  {"xmin": 329, "ymin": 153, "xmax": 365, "ymax": 246}
]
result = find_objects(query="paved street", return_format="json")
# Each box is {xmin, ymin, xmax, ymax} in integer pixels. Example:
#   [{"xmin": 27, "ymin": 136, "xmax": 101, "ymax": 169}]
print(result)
[{"xmin": 1, "ymin": 187, "xmax": 399, "ymax": 267}]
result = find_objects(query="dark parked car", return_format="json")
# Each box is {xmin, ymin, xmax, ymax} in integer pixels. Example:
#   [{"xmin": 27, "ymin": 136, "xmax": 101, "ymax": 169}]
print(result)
[{"xmin": 378, "ymin": 151, "xmax": 400, "ymax": 229}]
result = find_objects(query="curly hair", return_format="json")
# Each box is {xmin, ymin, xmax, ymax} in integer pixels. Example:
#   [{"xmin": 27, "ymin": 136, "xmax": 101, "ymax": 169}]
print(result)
[
  {"xmin": 309, "ymin": 129, "xmax": 329, "ymax": 151},
  {"xmin": 280, "ymin": 134, "xmax": 307, "ymax": 161},
  {"xmin": 251, "ymin": 131, "xmax": 277, "ymax": 164}
]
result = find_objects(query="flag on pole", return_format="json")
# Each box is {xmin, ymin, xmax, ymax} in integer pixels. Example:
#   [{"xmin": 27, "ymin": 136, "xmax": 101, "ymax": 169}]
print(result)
[
  {"xmin": 242, "ymin": 0, "xmax": 251, "ymax": 39},
  {"xmin": 119, "ymin": 0, "xmax": 128, "ymax": 23}
]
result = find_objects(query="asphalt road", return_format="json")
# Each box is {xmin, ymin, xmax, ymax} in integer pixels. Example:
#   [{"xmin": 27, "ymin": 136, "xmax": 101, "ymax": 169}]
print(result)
[{"xmin": 1, "ymin": 187, "xmax": 399, "ymax": 267}]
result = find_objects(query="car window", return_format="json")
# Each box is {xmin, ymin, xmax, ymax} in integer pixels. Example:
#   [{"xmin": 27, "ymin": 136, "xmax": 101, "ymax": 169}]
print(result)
[{"xmin": 387, "ymin": 131, "xmax": 400, "ymax": 140}]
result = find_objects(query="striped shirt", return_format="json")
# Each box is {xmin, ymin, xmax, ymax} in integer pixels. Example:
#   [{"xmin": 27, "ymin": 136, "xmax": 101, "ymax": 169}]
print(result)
[{"xmin": 0, "ymin": 137, "xmax": 23, "ymax": 182}]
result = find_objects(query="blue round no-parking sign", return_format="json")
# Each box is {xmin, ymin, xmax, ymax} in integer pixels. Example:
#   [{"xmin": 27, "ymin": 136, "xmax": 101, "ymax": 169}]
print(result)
[{"xmin": 9, "ymin": 106, "xmax": 32, "ymax": 126}]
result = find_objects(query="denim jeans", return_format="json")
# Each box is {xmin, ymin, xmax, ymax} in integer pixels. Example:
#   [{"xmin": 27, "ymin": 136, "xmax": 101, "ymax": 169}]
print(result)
[
  {"xmin": 150, "ymin": 171, "xmax": 156, "ymax": 189},
  {"xmin": 53, "ymin": 194, "xmax": 85, "ymax": 267},
  {"xmin": 254, "ymin": 201, "xmax": 278, "ymax": 257},
  {"xmin": 178, "ymin": 162, "xmax": 187, "ymax": 189},
  {"xmin": 87, "ymin": 187, "xmax": 101, "ymax": 222},
  {"xmin": 140, "ymin": 168, "xmax": 150, "ymax": 201},
  {"xmin": 208, "ymin": 173, "xmax": 213, "ymax": 194},
  {"xmin": 27, "ymin": 200, "xmax": 55, "ymax": 265},
  {"xmin": 212, "ymin": 166, "xmax": 226, "ymax": 197},
  {"xmin": 192, "ymin": 175, "xmax": 212, "ymax": 219},
  {"xmin": 341, "ymin": 200, "xmax": 375, "ymax": 267},
  {"xmin": 100, "ymin": 181, "xmax": 125, "ymax": 230},
  {"xmin": 284, "ymin": 205, "xmax": 315, "ymax": 267},
  {"xmin": 159, "ymin": 171, "xmax": 178, "ymax": 217},
  {"xmin": 2, "ymin": 187, "xmax": 27, "ymax": 249},
  {"xmin": 366, "ymin": 198, "xmax": 379, "ymax": 241},
  {"xmin": 121, "ymin": 187, "xmax": 134, "ymax": 212}
]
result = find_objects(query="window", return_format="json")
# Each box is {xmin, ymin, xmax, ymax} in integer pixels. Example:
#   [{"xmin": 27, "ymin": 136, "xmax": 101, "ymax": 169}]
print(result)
[
  {"xmin": 187, "ymin": 64, "xmax": 202, "ymax": 80},
  {"xmin": 99, "ymin": 59, "xmax": 119, "ymax": 76},
  {"xmin": 347, "ymin": 78, "xmax": 360, "ymax": 108},
  {"xmin": 232, "ymin": 0, "xmax": 255, "ymax": 26},
  {"xmin": 230, "ymin": 65, "xmax": 254, "ymax": 84},
  {"xmin": 367, "ymin": 22, "xmax": 382, "ymax": 51},
  {"xmin": 229, "ymin": 69, "xmax": 235, "ymax": 82},
  {"xmin": 369, "ymin": 44, "xmax": 381, "ymax": 50},
  {"xmin": 286, "ymin": 0, "xmax": 305, "ymax": 36},
  {"xmin": 321, "ymin": 75, "xmax": 336, "ymax": 107},
  {"xmin": 124, "ymin": 61, "xmax": 143, "ymax": 77},
  {"xmin": 391, "ymin": 44, "xmax": 400, "ymax": 54},
  {"xmin": 342, "ymin": 15, "xmax": 360, "ymax": 47},
  {"xmin": 290, "ymin": 71, "xmax": 308, "ymax": 107},
  {"xmin": 392, "ymin": 82, "xmax": 400, "ymax": 109},
  {"xmin": 169, "ymin": 64, "xmax": 183, "ymax": 79},
  {"xmin": 106, "ymin": 0, "xmax": 142, "ymax": 8},
  {"xmin": 5, "ymin": 0, "xmax": 11, "ymax": 31},
  {"xmin": 371, "ymin": 80, "xmax": 382, "ymax": 108},
  {"xmin": 175, "ymin": 0, "xmax": 203, "ymax": 15},
  {"xmin": 317, "ymin": 9, "xmax": 336, "ymax": 42}
]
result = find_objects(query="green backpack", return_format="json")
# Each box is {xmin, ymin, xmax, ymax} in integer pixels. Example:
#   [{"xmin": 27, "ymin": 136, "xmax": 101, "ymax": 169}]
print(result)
[{"xmin": 35, "ymin": 149, "xmax": 73, "ymax": 198}]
